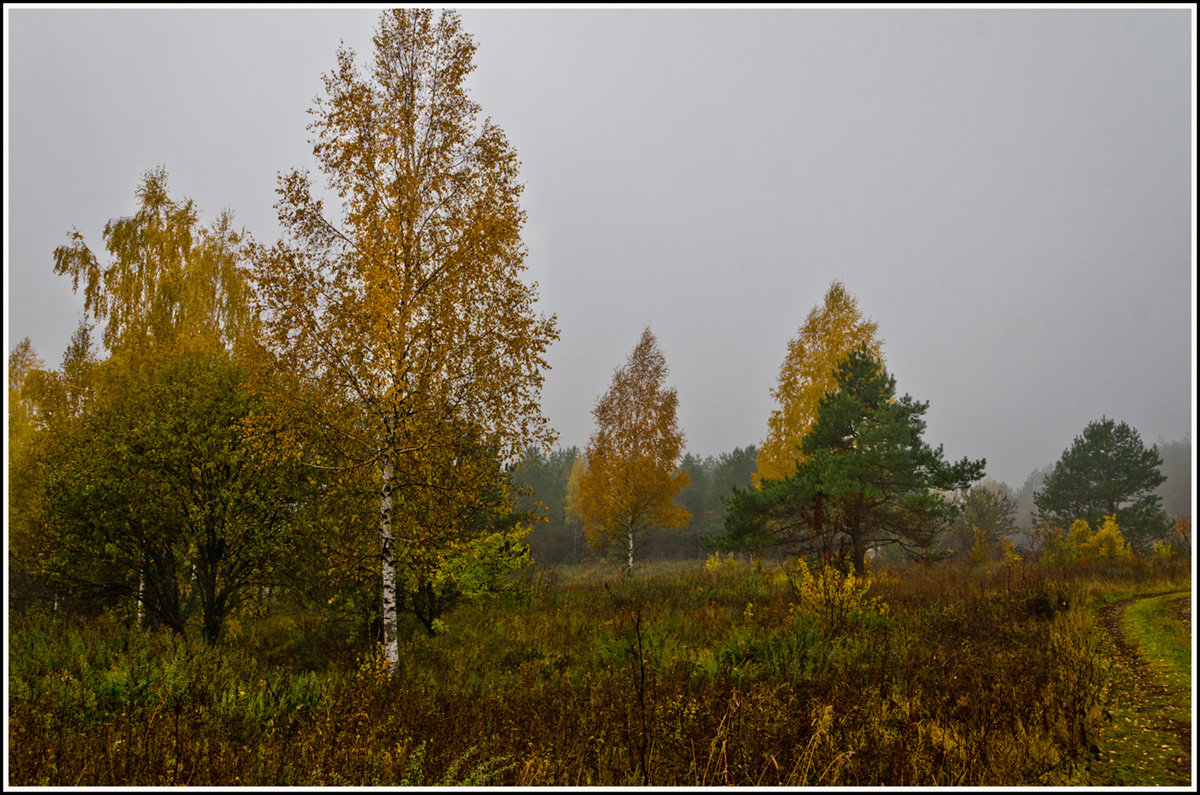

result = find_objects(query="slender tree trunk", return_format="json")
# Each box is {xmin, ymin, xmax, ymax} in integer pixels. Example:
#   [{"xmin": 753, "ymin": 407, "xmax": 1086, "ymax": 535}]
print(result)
[
  {"xmin": 380, "ymin": 449, "xmax": 399, "ymax": 671},
  {"xmin": 626, "ymin": 524, "xmax": 635, "ymax": 579},
  {"xmin": 137, "ymin": 572, "xmax": 145, "ymax": 625}
]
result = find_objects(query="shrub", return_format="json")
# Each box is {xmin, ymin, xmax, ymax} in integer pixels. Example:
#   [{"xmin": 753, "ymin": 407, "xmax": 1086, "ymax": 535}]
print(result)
[{"xmin": 782, "ymin": 558, "xmax": 885, "ymax": 635}]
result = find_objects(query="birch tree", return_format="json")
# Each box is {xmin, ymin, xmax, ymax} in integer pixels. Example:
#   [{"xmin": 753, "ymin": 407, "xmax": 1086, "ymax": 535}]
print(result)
[
  {"xmin": 7, "ymin": 338, "xmax": 44, "ymax": 463},
  {"xmin": 252, "ymin": 9, "xmax": 557, "ymax": 668},
  {"xmin": 51, "ymin": 165, "xmax": 256, "ymax": 358},
  {"xmin": 756, "ymin": 281, "xmax": 883, "ymax": 483},
  {"xmin": 572, "ymin": 328, "xmax": 689, "ymax": 577}
]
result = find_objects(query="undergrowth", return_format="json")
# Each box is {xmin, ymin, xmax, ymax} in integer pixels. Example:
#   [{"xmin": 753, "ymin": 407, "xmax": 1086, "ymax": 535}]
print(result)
[{"xmin": 8, "ymin": 560, "xmax": 1189, "ymax": 786}]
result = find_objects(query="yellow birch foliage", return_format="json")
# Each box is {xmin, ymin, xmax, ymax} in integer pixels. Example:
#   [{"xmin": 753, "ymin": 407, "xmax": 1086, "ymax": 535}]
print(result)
[
  {"xmin": 252, "ymin": 8, "xmax": 557, "ymax": 464},
  {"xmin": 756, "ymin": 280, "xmax": 883, "ymax": 483},
  {"xmin": 7, "ymin": 339, "xmax": 44, "ymax": 460},
  {"xmin": 51, "ymin": 166, "xmax": 256, "ymax": 359},
  {"xmin": 574, "ymin": 328, "xmax": 690, "ymax": 569},
  {"xmin": 564, "ymin": 454, "xmax": 588, "ymax": 525},
  {"xmin": 250, "ymin": 9, "xmax": 557, "ymax": 657}
]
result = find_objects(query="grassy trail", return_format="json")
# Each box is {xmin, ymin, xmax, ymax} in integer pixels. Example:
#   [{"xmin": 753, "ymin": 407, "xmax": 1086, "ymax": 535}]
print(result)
[{"xmin": 1089, "ymin": 590, "xmax": 1192, "ymax": 786}]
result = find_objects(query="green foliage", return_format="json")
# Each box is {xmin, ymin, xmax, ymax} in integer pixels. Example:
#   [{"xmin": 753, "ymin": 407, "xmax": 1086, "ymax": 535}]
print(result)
[
  {"xmin": 674, "ymin": 446, "xmax": 758, "ymax": 543},
  {"xmin": 720, "ymin": 346, "xmax": 985, "ymax": 573},
  {"xmin": 401, "ymin": 526, "xmax": 533, "ymax": 637},
  {"xmin": 1034, "ymin": 417, "xmax": 1169, "ymax": 552},
  {"xmin": 392, "ymin": 421, "xmax": 536, "ymax": 636},
  {"xmin": 511, "ymin": 446, "xmax": 587, "ymax": 565},
  {"xmin": 31, "ymin": 347, "xmax": 308, "ymax": 642},
  {"xmin": 948, "ymin": 480, "xmax": 1017, "ymax": 559}
]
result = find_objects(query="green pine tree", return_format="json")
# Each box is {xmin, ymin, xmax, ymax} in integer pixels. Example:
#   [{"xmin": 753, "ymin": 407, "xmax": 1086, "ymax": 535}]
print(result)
[
  {"xmin": 1033, "ymin": 417, "xmax": 1169, "ymax": 552},
  {"xmin": 720, "ymin": 345, "xmax": 985, "ymax": 573}
]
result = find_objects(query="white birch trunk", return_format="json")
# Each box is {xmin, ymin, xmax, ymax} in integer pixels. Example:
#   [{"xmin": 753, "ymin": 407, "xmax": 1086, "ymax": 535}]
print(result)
[
  {"xmin": 137, "ymin": 573, "xmax": 144, "ymax": 623},
  {"xmin": 380, "ymin": 450, "xmax": 399, "ymax": 672},
  {"xmin": 627, "ymin": 525, "xmax": 635, "ymax": 579}
]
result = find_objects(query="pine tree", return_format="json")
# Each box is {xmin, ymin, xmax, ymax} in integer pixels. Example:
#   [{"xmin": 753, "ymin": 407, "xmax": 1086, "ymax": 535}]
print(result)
[
  {"xmin": 1034, "ymin": 417, "xmax": 1169, "ymax": 551},
  {"xmin": 723, "ymin": 345, "xmax": 985, "ymax": 573}
]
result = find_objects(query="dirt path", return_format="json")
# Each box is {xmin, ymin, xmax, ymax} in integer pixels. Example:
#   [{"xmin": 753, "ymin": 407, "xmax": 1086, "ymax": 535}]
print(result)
[{"xmin": 1094, "ymin": 590, "xmax": 1191, "ymax": 785}]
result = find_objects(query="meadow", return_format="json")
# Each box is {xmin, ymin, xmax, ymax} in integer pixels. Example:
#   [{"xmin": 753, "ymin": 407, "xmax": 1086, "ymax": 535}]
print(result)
[{"xmin": 8, "ymin": 557, "xmax": 1191, "ymax": 787}]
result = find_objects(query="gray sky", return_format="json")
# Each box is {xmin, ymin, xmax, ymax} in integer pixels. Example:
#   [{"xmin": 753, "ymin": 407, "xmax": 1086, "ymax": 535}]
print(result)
[{"xmin": 4, "ymin": 5, "xmax": 1195, "ymax": 489}]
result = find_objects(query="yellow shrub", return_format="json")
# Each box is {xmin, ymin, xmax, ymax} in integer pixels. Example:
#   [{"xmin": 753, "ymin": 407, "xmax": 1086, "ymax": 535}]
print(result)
[
  {"xmin": 1081, "ymin": 514, "xmax": 1133, "ymax": 562},
  {"xmin": 967, "ymin": 525, "xmax": 989, "ymax": 569},
  {"xmin": 784, "ymin": 558, "xmax": 886, "ymax": 632},
  {"xmin": 704, "ymin": 551, "xmax": 743, "ymax": 576}
]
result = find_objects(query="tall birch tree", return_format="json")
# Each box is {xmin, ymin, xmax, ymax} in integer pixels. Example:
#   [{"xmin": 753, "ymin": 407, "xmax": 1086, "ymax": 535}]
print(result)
[
  {"xmin": 572, "ymin": 328, "xmax": 689, "ymax": 577},
  {"xmin": 252, "ymin": 9, "xmax": 557, "ymax": 668}
]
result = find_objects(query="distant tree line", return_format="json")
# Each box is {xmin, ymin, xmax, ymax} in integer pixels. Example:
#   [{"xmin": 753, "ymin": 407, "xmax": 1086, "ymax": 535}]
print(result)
[{"xmin": 509, "ymin": 444, "xmax": 758, "ymax": 566}]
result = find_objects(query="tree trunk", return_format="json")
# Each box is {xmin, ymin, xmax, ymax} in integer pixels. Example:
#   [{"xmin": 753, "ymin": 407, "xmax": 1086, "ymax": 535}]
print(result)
[
  {"xmin": 852, "ymin": 534, "xmax": 867, "ymax": 576},
  {"xmin": 380, "ymin": 450, "xmax": 399, "ymax": 671},
  {"xmin": 626, "ymin": 525, "xmax": 635, "ymax": 578}
]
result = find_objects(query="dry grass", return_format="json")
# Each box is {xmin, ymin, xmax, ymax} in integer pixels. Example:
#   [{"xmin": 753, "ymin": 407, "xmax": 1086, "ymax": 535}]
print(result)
[{"xmin": 8, "ymin": 559, "xmax": 1187, "ymax": 786}]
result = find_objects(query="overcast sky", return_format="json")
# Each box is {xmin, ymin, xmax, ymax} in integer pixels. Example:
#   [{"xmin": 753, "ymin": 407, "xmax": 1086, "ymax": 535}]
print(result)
[{"xmin": 4, "ymin": 5, "xmax": 1195, "ymax": 489}]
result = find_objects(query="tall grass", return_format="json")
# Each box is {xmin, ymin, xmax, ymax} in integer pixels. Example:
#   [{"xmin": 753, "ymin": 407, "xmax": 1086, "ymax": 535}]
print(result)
[{"xmin": 9, "ymin": 560, "xmax": 1185, "ymax": 786}]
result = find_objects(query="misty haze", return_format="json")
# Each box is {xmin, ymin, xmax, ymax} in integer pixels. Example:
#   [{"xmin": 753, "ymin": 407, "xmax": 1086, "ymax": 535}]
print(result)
[{"xmin": 6, "ymin": 6, "xmax": 1194, "ymax": 788}]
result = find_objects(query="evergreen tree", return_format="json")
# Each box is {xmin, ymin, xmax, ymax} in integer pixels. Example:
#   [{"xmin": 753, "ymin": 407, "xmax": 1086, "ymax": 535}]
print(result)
[
  {"xmin": 1034, "ymin": 417, "xmax": 1169, "ymax": 551},
  {"xmin": 721, "ymin": 346, "xmax": 985, "ymax": 573}
]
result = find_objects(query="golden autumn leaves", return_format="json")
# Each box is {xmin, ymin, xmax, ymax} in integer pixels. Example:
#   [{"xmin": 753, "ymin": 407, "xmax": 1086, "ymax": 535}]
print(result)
[
  {"xmin": 18, "ymin": 8, "xmax": 893, "ymax": 653},
  {"xmin": 756, "ymin": 280, "xmax": 883, "ymax": 484},
  {"xmin": 252, "ymin": 8, "xmax": 557, "ymax": 667},
  {"xmin": 569, "ymin": 282, "xmax": 884, "ymax": 577},
  {"xmin": 571, "ymin": 328, "xmax": 691, "ymax": 576}
]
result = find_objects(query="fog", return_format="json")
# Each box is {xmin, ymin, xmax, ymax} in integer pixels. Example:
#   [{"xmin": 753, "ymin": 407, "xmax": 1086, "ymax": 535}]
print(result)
[{"xmin": 5, "ymin": 6, "xmax": 1194, "ymax": 488}]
